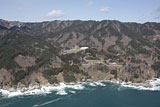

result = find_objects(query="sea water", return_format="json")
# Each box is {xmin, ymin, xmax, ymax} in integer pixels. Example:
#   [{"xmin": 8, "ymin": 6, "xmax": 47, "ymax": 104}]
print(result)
[{"xmin": 0, "ymin": 80, "xmax": 160, "ymax": 107}]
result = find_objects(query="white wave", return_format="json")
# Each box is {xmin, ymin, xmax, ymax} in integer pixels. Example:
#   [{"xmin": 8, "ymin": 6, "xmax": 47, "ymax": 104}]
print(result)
[
  {"xmin": 94, "ymin": 81, "xmax": 106, "ymax": 86},
  {"xmin": 0, "ymin": 82, "xmax": 85, "ymax": 98},
  {"xmin": 56, "ymin": 90, "xmax": 68, "ymax": 95},
  {"xmin": 84, "ymin": 81, "xmax": 106, "ymax": 87},
  {"xmin": 69, "ymin": 90, "xmax": 76, "ymax": 94},
  {"xmin": 1, "ymin": 79, "xmax": 160, "ymax": 97},
  {"xmin": 0, "ymin": 89, "xmax": 24, "ymax": 97},
  {"xmin": 0, "ymin": 81, "xmax": 105, "ymax": 97},
  {"xmin": 88, "ymin": 83, "xmax": 97, "ymax": 86},
  {"xmin": 107, "ymin": 78, "xmax": 160, "ymax": 91}
]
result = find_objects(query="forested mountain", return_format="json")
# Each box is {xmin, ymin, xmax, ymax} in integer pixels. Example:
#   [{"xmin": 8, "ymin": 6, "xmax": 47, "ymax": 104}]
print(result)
[{"xmin": 0, "ymin": 19, "xmax": 160, "ymax": 89}]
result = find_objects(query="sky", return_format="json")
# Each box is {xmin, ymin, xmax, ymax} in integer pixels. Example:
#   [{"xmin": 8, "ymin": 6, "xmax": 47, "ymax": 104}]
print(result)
[{"xmin": 0, "ymin": 0, "xmax": 160, "ymax": 23}]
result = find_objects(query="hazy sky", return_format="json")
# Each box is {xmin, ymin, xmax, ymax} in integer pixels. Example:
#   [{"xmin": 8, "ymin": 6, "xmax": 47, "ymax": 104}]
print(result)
[{"xmin": 0, "ymin": 0, "xmax": 160, "ymax": 23}]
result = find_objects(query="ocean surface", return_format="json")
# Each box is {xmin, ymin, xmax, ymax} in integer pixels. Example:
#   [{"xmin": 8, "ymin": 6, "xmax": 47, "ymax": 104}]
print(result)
[{"xmin": 0, "ymin": 80, "xmax": 160, "ymax": 107}]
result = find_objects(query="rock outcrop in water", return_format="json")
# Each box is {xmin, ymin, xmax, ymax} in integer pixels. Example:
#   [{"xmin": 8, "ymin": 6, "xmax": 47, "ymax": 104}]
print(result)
[{"xmin": 0, "ymin": 19, "xmax": 160, "ymax": 89}]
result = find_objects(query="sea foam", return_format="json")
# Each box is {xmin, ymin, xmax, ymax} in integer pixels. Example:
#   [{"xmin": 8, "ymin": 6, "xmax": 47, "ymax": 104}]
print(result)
[
  {"xmin": 1, "ymin": 79, "xmax": 160, "ymax": 97},
  {"xmin": 108, "ymin": 78, "xmax": 160, "ymax": 91},
  {"xmin": 0, "ymin": 82, "xmax": 85, "ymax": 98}
]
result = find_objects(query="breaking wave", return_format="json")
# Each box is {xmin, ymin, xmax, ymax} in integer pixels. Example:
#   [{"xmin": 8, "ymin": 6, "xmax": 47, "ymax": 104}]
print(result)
[
  {"xmin": 0, "ymin": 83, "xmax": 85, "ymax": 98},
  {"xmin": 0, "ymin": 82, "xmax": 105, "ymax": 98},
  {"xmin": 108, "ymin": 78, "xmax": 160, "ymax": 91},
  {"xmin": 0, "ymin": 78, "xmax": 160, "ymax": 98}
]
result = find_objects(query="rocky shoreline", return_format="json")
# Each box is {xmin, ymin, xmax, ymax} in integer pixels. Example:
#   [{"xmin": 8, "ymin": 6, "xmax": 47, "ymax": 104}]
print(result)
[{"xmin": 1, "ymin": 78, "xmax": 160, "ymax": 98}]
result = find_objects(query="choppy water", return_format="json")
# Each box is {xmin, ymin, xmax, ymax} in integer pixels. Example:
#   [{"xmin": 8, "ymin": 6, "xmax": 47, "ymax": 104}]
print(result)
[{"xmin": 0, "ymin": 80, "xmax": 160, "ymax": 107}]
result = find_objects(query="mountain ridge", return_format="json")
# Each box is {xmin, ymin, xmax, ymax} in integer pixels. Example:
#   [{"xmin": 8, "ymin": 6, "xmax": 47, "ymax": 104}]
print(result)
[{"xmin": 1, "ymin": 19, "xmax": 160, "ymax": 28}]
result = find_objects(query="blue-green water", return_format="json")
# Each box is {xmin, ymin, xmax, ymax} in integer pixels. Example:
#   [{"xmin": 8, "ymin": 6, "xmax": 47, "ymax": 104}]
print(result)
[{"xmin": 0, "ymin": 82, "xmax": 160, "ymax": 107}]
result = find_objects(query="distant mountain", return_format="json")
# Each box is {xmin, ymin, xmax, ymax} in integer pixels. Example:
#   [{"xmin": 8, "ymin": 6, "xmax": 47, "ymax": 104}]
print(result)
[
  {"xmin": 0, "ymin": 19, "xmax": 23, "ymax": 29},
  {"xmin": 0, "ymin": 25, "xmax": 8, "ymax": 30},
  {"xmin": 0, "ymin": 19, "xmax": 160, "ymax": 89}
]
